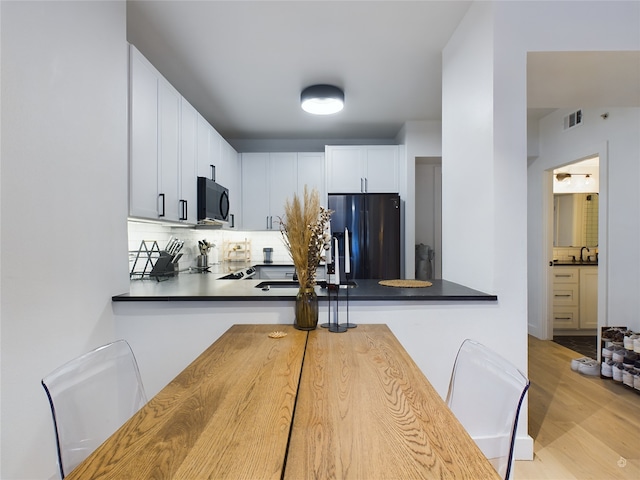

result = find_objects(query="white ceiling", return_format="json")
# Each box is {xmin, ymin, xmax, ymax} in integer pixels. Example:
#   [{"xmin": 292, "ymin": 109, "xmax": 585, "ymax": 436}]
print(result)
[{"xmin": 126, "ymin": 1, "xmax": 640, "ymax": 144}]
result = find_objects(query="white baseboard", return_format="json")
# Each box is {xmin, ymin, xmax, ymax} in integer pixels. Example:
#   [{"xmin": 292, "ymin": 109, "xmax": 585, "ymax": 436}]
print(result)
[{"xmin": 514, "ymin": 434, "xmax": 534, "ymax": 460}]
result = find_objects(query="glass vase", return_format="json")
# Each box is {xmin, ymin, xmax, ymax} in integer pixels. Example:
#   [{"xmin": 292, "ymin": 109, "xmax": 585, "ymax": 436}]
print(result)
[{"xmin": 295, "ymin": 287, "xmax": 319, "ymax": 330}]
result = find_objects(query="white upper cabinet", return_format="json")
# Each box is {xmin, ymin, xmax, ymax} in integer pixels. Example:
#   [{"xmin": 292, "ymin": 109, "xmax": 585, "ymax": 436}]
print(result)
[
  {"xmin": 269, "ymin": 152, "xmax": 298, "ymax": 225},
  {"xmin": 241, "ymin": 152, "xmax": 324, "ymax": 230},
  {"xmin": 196, "ymin": 113, "xmax": 218, "ymax": 180},
  {"xmin": 129, "ymin": 45, "xmax": 197, "ymax": 224},
  {"xmin": 241, "ymin": 153, "xmax": 271, "ymax": 230},
  {"xmin": 129, "ymin": 46, "xmax": 159, "ymax": 219},
  {"xmin": 221, "ymin": 139, "xmax": 240, "ymax": 228},
  {"xmin": 326, "ymin": 145, "xmax": 399, "ymax": 193},
  {"xmin": 180, "ymin": 99, "xmax": 198, "ymax": 223},
  {"xmin": 157, "ymin": 79, "xmax": 181, "ymax": 221},
  {"xmin": 297, "ymin": 152, "xmax": 326, "ymax": 204},
  {"xmin": 129, "ymin": 45, "xmax": 240, "ymax": 226}
]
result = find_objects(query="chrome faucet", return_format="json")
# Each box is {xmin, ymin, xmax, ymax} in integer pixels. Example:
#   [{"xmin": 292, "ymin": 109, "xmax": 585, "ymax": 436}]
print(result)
[{"xmin": 580, "ymin": 246, "xmax": 590, "ymax": 262}]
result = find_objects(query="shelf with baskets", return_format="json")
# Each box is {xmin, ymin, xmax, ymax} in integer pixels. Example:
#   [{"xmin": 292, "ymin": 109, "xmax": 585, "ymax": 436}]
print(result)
[{"xmin": 223, "ymin": 239, "xmax": 251, "ymax": 263}]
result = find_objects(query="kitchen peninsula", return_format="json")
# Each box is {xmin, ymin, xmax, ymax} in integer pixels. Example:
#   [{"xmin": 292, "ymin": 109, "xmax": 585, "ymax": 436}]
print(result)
[
  {"xmin": 112, "ymin": 272, "xmax": 498, "ymax": 403},
  {"xmin": 112, "ymin": 274, "xmax": 497, "ymax": 302}
]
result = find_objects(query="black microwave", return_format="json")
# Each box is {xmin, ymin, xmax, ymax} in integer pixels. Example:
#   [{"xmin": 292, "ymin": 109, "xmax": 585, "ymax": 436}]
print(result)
[{"xmin": 197, "ymin": 177, "xmax": 230, "ymax": 222}]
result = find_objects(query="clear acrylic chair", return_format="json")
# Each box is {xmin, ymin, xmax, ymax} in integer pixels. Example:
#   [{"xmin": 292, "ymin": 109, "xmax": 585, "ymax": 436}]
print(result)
[
  {"xmin": 42, "ymin": 340, "xmax": 147, "ymax": 479},
  {"xmin": 446, "ymin": 339, "xmax": 530, "ymax": 480}
]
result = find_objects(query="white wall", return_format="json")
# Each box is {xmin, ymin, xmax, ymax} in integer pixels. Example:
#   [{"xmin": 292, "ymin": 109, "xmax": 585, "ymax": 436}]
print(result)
[
  {"xmin": 442, "ymin": 0, "xmax": 532, "ymax": 457},
  {"xmin": 529, "ymin": 107, "xmax": 640, "ymax": 337},
  {"xmin": 440, "ymin": 0, "xmax": 639, "ymax": 461},
  {"xmin": 396, "ymin": 120, "xmax": 442, "ymax": 279},
  {"xmin": 516, "ymin": 0, "xmax": 640, "ymax": 340},
  {"xmin": 0, "ymin": 2, "xmax": 128, "ymax": 478}
]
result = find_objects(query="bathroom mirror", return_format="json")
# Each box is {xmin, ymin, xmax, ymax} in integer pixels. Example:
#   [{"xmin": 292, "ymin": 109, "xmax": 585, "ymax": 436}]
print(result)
[{"xmin": 553, "ymin": 193, "xmax": 599, "ymax": 247}]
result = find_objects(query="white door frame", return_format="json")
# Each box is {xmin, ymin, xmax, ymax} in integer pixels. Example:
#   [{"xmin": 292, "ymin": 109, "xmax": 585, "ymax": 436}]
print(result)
[{"xmin": 541, "ymin": 142, "xmax": 608, "ymax": 341}]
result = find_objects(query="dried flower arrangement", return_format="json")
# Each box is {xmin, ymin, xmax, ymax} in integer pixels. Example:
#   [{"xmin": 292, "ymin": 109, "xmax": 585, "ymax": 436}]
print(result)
[{"xmin": 280, "ymin": 186, "xmax": 332, "ymax": 289}]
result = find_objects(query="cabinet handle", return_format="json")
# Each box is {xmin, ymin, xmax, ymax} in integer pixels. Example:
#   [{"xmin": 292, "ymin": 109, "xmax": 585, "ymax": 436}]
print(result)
[
  {"xmin": 360, "ymin": 178, "xmax": 364, "ymax": 193},
  {"xmin": 554, "ymin": 294, "xmax": 571, "ymax": 297},
  {"xmin": 266, "ymin": 216, "xmax": 270, "ymax": 229},
  {"xmin": 230, "ymin": 213, "xmax": 235, "ymax": 228},
  {"xmin": 158, "ymin": 193, "xmax": 165, "ymax": 217},
  {"xmin": 210, "ymin": 165, "xmax": 216, "ymax": 181},
  {"xmin": 365, "ymin": 177, "xmax": 368, "ymax": 193},
  {"xmin": 555, "ymin": 316, "xmax": 572, "ymax": 320},
  {"xmin": 270, "ymin": 216, "xmax": 273, "ymax": 230},
  {"xmin": 179, "ymin": 199, "xmax": 187, "ymax": 221},
  {"xmin": 555, "ymin": 274, "xmax": 572, "ymax": 277}
]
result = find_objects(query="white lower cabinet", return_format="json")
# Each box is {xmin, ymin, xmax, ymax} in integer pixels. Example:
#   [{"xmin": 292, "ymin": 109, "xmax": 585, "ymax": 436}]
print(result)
[
  {"xmin": 241, "ymin": 152, "xmax": 325, "ymax": 230},
  {"xmin": 579, "ymin": 268, "xmax": 598, "ymax": 329},
  {"xmin": 552, "ymin": 266, "xmax": 598, "ymax": 331}
]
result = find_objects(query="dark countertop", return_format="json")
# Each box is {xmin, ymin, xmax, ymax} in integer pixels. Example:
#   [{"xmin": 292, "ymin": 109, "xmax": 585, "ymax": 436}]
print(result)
[
  {"xmin": 112, "ymin": 275, "xmax": 497, "ymax": 302},
  {"xmin": 553, "ymin": 261, "xmax": 598, "ymax": 266}
]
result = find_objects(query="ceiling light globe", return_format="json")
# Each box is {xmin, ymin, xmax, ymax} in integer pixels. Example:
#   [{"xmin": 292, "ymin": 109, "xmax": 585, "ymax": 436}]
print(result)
[{"xmin": 301, "ymin": 85, "xmax": 344, "ymax": 115}]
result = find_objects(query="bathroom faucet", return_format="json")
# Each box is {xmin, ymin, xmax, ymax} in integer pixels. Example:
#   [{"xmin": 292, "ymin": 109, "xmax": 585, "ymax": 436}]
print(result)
[{"xmin": 580, "ymin": 246, "xmax": 590, "ymax": 262}]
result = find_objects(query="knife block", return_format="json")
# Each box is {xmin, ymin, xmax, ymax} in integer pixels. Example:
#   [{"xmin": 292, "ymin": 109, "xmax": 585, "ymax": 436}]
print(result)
[{"xmin": 150, "ymin": 251, "xmax": 179, "ymax": 280}]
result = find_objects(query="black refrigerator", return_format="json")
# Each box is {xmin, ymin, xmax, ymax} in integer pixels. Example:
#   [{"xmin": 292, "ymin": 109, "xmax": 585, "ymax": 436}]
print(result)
[{"xmin": 328, "ymin": 193, "xmax": 401, "ymax": 280}]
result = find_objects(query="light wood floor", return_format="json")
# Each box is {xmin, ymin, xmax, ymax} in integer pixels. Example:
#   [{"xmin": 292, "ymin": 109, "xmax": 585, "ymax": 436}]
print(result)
[{"xmin": 513, "ymin": 336, "xmax": 639, "ymax": 479}]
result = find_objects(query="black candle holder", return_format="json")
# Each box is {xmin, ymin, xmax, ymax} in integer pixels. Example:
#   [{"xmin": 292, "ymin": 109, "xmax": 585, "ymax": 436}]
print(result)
[
  {"xmin": 339, "ymin": 272, "xmax": 357, "ymax": 329},
  {"xmin": 327, "ymin": 283, "xmax": 347, "ymax": 333}
]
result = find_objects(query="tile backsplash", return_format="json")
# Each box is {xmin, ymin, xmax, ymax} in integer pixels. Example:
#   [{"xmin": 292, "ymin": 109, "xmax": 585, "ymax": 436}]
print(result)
[{"xmin": 128, "ymin": 221, "xmax": 291, "ymax": 274}]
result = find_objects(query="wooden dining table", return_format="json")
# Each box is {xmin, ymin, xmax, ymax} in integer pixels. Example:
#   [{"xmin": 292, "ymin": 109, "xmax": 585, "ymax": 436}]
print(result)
[{"xmin": 65, "ymin": 324, "xmax": 500, "ymax": 480}]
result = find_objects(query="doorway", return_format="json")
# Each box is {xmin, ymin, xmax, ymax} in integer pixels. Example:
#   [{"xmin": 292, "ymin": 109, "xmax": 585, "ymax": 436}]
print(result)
[
  {"xmin": 546, "ymin": 153, "xmax": 605, "ymax": 360},
  {"xmin": 415, "ymin": 157, "xmax": 442, "ymax": 280}
]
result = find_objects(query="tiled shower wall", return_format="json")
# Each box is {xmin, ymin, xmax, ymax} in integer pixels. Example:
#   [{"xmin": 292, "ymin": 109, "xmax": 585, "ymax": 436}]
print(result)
[
  {"xmin": 128, "ymin": 221, "xmax": 291, "ymax": 273},
  {"xmin": 583, "ymin": 193, "xmax": 599, "ymax": 247}
]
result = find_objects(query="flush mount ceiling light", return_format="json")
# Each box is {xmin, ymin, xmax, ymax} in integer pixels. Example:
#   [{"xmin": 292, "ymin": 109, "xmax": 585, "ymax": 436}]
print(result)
[{"xmin": 301, "ymin": 84, "xmax": 344, "ymax": 115}]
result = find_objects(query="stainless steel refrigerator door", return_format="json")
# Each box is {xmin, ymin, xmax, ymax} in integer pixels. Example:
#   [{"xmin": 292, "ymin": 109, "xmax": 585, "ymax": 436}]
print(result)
[
  {"xmin": 364, "ymin": 194, "xmax": 400, "ymax": 279},
  {"xmin": 328, "ymin": 194, "xmax": 400, "ymax": 279},
  {"xmin": 328, "ymin": 194, "xmax": 365, "ymax": 279}
]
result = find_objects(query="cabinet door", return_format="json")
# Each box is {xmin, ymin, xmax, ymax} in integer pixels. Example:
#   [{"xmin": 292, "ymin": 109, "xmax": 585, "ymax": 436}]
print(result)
[
  {"xmin": 552, "ymin": 284, "xmax": 579, "ymax": 306},
  {"xmin": 157, "ymin": 79, "xmax": 181, "ymax": 221},
  {"xmin": 241, "ymin": 153, "xmax": 270, "ymax": 230},
  {"xmin": 221, "ymin": 139, "xmax": 240, "ymax": 228},
  {"xmin": 553, "ymin": 308, "xmax": 579, "ymax": 329},
  {"xmin": 552, "ymin": 268, "xmax": 579, "ymax": 283},
  {"xmin": 365, "ymin": 146, "xmax": 399, "ymax": 193},
  {"xmin": 196, "ymin": 114, "xmax": 215, "ymax": 180},
  {"xmin": 326, "ymin": 146, "xmax": 365, "ymax": 193},
  {"xmin": 297, "ymin": 153, "xmax": 326, "ymax": 204},
  {"xmin": 180, "ymin": 99, "xmax": 198, "ymax": 224},
  {"xmin": 208, "ymin": 127, "xmax": 223, "ymax": 182},
  {"xmin": 579, "ymin": 268, "xmax": 598, "ymax": 329},
  {"xmin": 269, "ymin": 153, "xmax": 298, "ymax": 227},
  {"xmin": 129, "ymin": 46, "xmax": 159, "ymax": 219}
]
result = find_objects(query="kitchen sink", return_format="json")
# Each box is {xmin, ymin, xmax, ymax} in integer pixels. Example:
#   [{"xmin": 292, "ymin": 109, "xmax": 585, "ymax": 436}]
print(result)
[{"xmin": 255, "ymin": 280, "xmax": 357, "ymax": 289}]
